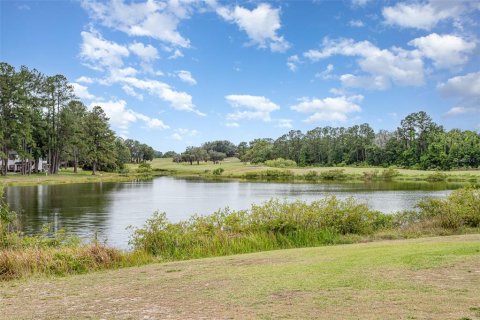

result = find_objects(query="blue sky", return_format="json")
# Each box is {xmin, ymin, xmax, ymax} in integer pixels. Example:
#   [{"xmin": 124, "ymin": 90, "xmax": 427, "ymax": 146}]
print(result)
[{"xmin": 1, "ymin": 0, "xmax": 479, "ymax": 152}]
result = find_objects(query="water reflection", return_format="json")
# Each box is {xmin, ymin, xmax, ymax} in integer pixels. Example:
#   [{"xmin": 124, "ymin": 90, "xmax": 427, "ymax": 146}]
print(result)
[{"xmin": 5, "ymin": 177, "xmax": 458, "ymax": 249}]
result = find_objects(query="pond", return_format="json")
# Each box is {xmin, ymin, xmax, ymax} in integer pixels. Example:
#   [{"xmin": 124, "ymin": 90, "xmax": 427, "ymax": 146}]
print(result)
[{"xmin": 5, "ymin": 177, "xmax": 459, "ymax": 249}]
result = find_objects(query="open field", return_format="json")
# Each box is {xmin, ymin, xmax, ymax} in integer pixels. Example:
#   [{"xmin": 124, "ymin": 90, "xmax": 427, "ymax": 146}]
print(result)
[
  {"xmin": 0, "ymin": 168, "xmax": 142, "ymax": 187},
  {"xmin": 1, "ymin": 234, "xmax": 479, "ymax": 319},
  {"xmin": 1, "ymin": 157, "xmax": 479, "ymax": 186},
  {"xmin": 133, "ymin": 157, "xmax": 480, "ymax": 181}
]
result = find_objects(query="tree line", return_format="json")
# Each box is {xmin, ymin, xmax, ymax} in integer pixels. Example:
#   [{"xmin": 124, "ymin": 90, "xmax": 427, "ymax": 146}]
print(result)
[
  {"xmin": 0, "ymin": 62, "xmax": 156, "ymax": 175},
  {"xmin": 178, "ymin": 112, "xmax": 480, "ymax": 170}
]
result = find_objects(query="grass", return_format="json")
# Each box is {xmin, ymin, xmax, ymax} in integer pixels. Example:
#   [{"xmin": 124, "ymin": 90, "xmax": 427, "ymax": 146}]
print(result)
[
  {"xmin": 1, "ymin": 234, "xmax": 479, "ymax": 319},
  {"xmin": 135, "ymin": 157, "xmax": 480, "ymax": 183},
  {"xmin": 1, "ymin": 157, "xmax": 479, "ymax": 186},
  {"xmin": 1, "ymin": 187, "xmax": 479, "ymax": 280}
]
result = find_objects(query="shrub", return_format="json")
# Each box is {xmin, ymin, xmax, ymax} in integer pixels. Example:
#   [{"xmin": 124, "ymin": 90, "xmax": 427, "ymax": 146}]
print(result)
[
  {"xmin": 212, "ymin": 168, "xmax": 224, "ymax": 175},
  {"xmin": 320, "ymin": 169, "xmax": 347, "ymax": 180},
  {"xmin": 416, "ymin": 187, "xmax": 480, "ymax": 229},
  {"xmin": 129, "ymin": 196, "xmax": 391, "ymax": 260},
  {"xmin": 381, "ymin": 167, "xmax": 400, "ymax": 179},
  {"xmin": 426, "ymin": 171, "xmax": 448, "ymax": 182},
  {"xmin": 264, "ymin": 158, "xmax": 297, "ymax": 168},
  {"xmin": 304, "ymin": 170, "xmax": 319, "ymax": 180},
  {"xmin": 137, "ymin": 162, "xmax": 152, "ymax": 174},
  {"xmin": 363, "ymin": 170, "xmax": 379, "ymax": 180}
]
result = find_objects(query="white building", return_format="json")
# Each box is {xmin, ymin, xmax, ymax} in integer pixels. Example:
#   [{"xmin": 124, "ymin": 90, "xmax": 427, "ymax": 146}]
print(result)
[{"xmin": 0, "ymin": 151, "xmax": 48, "ymax": 172}]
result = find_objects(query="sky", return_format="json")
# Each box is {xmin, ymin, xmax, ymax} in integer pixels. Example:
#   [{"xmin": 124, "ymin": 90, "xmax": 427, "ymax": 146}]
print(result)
[{"xmin": 1, "ymin": 0, "xmax": 479, "ymax": 152}]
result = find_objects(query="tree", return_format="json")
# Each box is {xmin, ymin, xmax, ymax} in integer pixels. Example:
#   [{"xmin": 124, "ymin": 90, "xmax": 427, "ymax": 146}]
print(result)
[{"xmin": 84, "ymin": 106, "xmax": 116, "ymax": 175}]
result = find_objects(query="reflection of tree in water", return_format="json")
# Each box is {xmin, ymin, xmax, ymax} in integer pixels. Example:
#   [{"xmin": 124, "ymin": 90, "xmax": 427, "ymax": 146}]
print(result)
[{"xmin": 5, "ymin": 182, "xmax": 123, "ymax": 238}]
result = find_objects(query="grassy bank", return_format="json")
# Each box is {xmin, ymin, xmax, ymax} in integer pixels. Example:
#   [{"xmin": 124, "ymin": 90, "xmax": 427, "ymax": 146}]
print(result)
[
  {"xmin": 133, "ymin": 157, "xmax": 480, "ymax": 183},
  {"xmin": 2, "ymin": 234, "xmax": 480, "ymax": 319},
  {"xmin": 1, "ymin": 187, "xmax": 479, "ymax": 280},
  {"xmin": 1, "ymin": 157, "xmax": 479, "ymax": 187}
]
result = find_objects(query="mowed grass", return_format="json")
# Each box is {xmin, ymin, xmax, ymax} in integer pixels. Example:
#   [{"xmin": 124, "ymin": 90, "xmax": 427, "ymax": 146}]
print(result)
[
  {"xmin": 1, "ymin": 234, "xmax": 479, "ymax": 319},
  {"xmin": 0, "ymin": 168, "xmax": 134, "ymax": 186},
  {"xmin": 136, "ymin": 157, "xmax": 480, "ymax": 180}
]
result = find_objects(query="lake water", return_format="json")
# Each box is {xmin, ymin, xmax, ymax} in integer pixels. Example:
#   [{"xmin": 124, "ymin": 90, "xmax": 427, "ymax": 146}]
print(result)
[{"xmin": 5, "ymin": 177, "xmax": 458, "ymax": 249}]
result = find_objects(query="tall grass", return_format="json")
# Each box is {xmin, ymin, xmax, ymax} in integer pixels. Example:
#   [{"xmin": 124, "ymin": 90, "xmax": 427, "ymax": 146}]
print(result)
[
  {"xmin": 130, "ymin": 187, "xmax": 479, "ymax": 261},
  {"xmin": 2, "ymin": 186, "xmax": 479, "ymax": 280}
]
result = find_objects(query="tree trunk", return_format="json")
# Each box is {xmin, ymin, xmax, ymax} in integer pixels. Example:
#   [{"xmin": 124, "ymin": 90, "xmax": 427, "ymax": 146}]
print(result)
[
  {"xmin": 73, "ymin": 155, "xmax": 78, "ymax": 173},
  {"xmin": 92, "ymin": 161, "xmax": 97, "ymax": 175}
]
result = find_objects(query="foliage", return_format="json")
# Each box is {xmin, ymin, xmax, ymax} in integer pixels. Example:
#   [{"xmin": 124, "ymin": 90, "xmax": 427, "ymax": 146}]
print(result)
[
  {"xmin": 0, "ymin": 62, "xmax": 156, "ymax": 176},
  {"xmin": 137, "ymin": 162, "xmax": 153, "ymax": 175},
  {"xmin": 426, "ymin": 171, "xmax": 448, "ymax": 182},
  {"xmin": 264, "ymin": 158, "xmax": 297, "ymax": 168},
  {"xmin": 320, "ymin": 169, "xmax": 347, "ymax": 180},
  {"xmin": 129, "ymin": 197, "xmax": 389, "ymax": 259},
  {"xmin": 212, "ymin": 167, "xmax": 224, "ymax": 175},
  {"xmin": 415, "ymin": 187, "xmax": 480, "ymax": 229}
]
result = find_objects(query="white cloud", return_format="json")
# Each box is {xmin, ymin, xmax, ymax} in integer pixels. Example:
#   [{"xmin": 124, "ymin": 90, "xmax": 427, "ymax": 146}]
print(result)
[
  {"xmin": 215, "ymin": 3, "xmax": 290, "ymax": 52},
  {"xmin": 290, "ymin": 95, "xmax": 362, "ymax": 123},
  {"xmin": 340, "ymin": 74, "xmax": 390, "ymax": 90},
  {"xmin": 226, "ymin": 94, "xmax": 280, "ymax": 122},
  {"xmin": 304, "ymin": 38, "xmax": 424, "ymax": 88},
  {"xmin": 276, "ymin": 119, "xmax": 293, "ymax": 128},
  {"xmin": 287, "ymin": 55, "xmax": 301, "ymax": 72},
  {"xmin": 225, "ymin": 122, "xmax": 240, "ymax": 128},
  {"xmin": 168, "ymin": 49, "xmax": 184, "ymax": 59},
  {"xmin": 315, "ymin": 64, "xmax": 334, "ymax": 80},
  {"xmin": 349, "ymin": 19, "xmax": 364, "ymax": 27},
  {"xmin": 438, "ymin": 71, "xmax": 480, "ymax": 98},
  {"xmin": 119, "ymin": 76, "xmax": 205, "ymax": 116},
  {"xmin": 438, "ymin": 72, "xmax": 480, "ymax": 116},
  {"xmin": 80, "ymin": 30, "xmax": 129, "ymax": 69},
  {"xmin": 352, "ymin": 0, "xmax": 371, "ymax": 6},
  {"xmin": 89, "ymin": 99, "xmax": 169, "ymax": 134},
  {"xmin": 444, "ymin": 106, "xmax": 477, "ymax": 116},
  {"xmin": 382, "ymin": 1, "xmax": 471, "ymax": 30},
  {"xmin": 176, "ymin": 70, "xmax": 197, "ymax": 85},
  {"xmin": 171, "ymin": 128, "xmax": 199, "ymax": 140},
  {"xmin": 76, "ymin": 76, "xmax": 95, "ymax": 84},
  {"xmin": 71, "ymin": 82, "xmax": 96, "ymax": 100},
  {"xmin": 122, "ymin": 85, "xmax": 144, "ymax": 100},
  {"xmin": 128, "ymin": 42, "xmax": 159, "ymax": 62},
  {"xmin": 81, "ymin": 0, "xmax": 191, "ymax": 48},
  {"xmin": 408, "ymin": 33, "xmax": 476, "ymax": 69}
]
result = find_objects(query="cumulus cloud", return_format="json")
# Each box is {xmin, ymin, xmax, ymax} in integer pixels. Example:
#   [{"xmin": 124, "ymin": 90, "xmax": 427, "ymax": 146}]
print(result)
[
  {"xmin": 349, "ymin": 19, "xmax": 364, "ymax": 27},
  {"xmin": 438, "ymin": 72, "xmax": 480, "ymax": 116},
  {"xmin": 71, "ymin": 82, "xmax": 96, "ymax": 100},
  {"xmin": 176, "ymin": 70, "xmax": 197, "ymax": 85},
  {"xmin": 382, "ymin": 1, "xmax": 472, "ymax": 30},
  {"xmin": 225, "ymin": 122, "xmax": 240, "ymax": 128},
  {"xmin": 79, "ymin": 30, "xmax": 204, "ymax": 116},
  {"xmin": 128, "ymin": 42, "xmax": 159, "ymax": 62},
  {"xmin": 121, "ymin": 85, "xmax": 144, "ymax": 100},
  {"xmin": 215, "ymin": 3, "xmax": 290, "ymax": 52},
  {"xmin": 340, "ymin": 74, "xmax": 390, "ymax": 90},
  {"xmin": 171, "ymin": 128, "xmax": 199, "ymax": 140},
  {"xmin": 89, "ymin": 99, "xmax": 169, "ymax": 135},
  {"xmin": 304, "ymin": 38, "xmax": 424, "ymax": 89},
  {"xmin": 290, "ymin": 95, "xmax": 363, "ymax": 123},
  {"xmin": 409, "ymin": 33, "xmax": 475, "ymax": 69},
  {"xmin": 315, "ymin": 64, "xmax": 334, "ymax": 80},
  {"xmin": 287, "ymin": 55, "xmax": 301, "ymax": 72},
  {"xmin": 276, "ymin": 119, "xmax": 293, "ymax": 128},
  {"xmin": 81, "ymin": 0, "xmax": 192, "ymax": 47},
  {"xmin": 226, "ymin": 94, "xmax": 280, "ymax": 122},
  {"xmin": 80, "ymin": 30, "xmax": 129, "ymax": 69}
]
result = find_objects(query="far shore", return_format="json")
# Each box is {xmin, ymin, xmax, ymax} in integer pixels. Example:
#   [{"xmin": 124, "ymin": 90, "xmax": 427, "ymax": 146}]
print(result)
[{"xmin": 1, "ymin": 157, "xmax": 480, "ymax": 187}]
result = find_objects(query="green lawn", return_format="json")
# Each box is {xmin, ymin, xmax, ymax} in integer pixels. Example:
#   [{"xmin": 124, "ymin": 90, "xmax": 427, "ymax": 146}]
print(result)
[
  {"xmin": 133, "ymin": 157, "xmax": 480, "ymax": 181},
  {"xmin": 2, "ymin": 234, "xmax": 479, "ymax": 319},
  {"xmin": 2, "ymin": 157, "xmax": 479, "ymax": 186}
]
